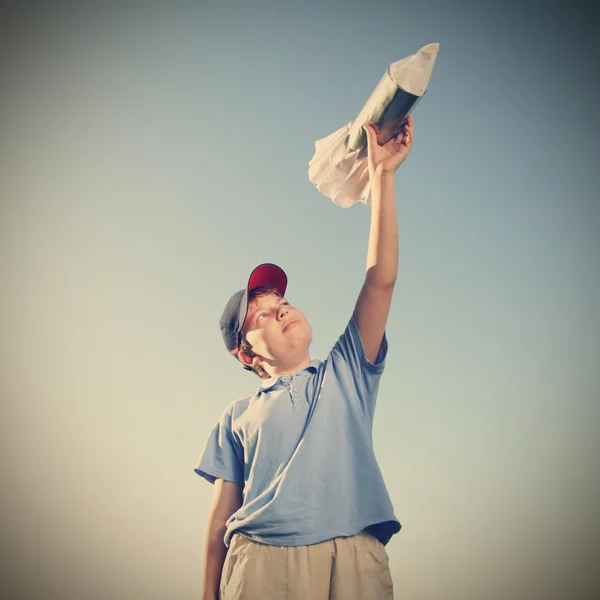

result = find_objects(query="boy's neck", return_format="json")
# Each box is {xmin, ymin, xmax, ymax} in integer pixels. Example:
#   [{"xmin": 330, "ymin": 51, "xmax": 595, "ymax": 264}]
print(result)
[{"xmin": 264, "ymin": 356, "xmax": 312, "ymax": 379}]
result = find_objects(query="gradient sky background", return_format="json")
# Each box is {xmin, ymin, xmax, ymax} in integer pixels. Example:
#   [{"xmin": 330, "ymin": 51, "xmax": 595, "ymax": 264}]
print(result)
[{"xmin": 1, "ymin": 1, "xmax": 598, "ymax": 598}]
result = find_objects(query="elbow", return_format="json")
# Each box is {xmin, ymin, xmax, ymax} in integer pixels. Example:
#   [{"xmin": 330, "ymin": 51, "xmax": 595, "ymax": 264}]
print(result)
[
  {"xmin": 204, "ymin": 518, "xmax": 228, "ymax": 553},
  {"xmin": 365, "ymin": 270, "xmax": 397, "ymax": 290}
]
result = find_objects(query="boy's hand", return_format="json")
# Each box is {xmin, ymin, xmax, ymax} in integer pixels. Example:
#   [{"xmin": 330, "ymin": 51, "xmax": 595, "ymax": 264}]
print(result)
[{"xmin": 363, "ymin": 115, "xmax": 414, "ymax": 178}]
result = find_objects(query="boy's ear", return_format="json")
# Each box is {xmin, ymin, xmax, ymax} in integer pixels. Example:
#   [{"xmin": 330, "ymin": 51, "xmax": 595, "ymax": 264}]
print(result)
[{"xmin": 238, "ymin": 350, "xmax": 258, "ymax": 368}]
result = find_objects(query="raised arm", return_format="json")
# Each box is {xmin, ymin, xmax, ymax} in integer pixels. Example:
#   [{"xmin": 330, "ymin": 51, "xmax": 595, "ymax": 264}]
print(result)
[{"xmin": 353, "ymin": 116, "xmax": 414, "ymax": 363}]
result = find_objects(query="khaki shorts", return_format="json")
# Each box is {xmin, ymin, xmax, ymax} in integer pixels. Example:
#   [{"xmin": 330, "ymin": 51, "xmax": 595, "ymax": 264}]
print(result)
[{"xmin": 220, "ymin": 529, "xmax": 394, "ymax": 600}]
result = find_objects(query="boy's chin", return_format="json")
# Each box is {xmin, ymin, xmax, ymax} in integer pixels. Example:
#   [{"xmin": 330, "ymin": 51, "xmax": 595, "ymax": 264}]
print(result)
[
  {"xmin": 272, "ymin": 343, "xmax": 312, "ymax": 365},
  {"xmin": 289, "ymin": 335, "xmax": 312, "ymax": 353}
]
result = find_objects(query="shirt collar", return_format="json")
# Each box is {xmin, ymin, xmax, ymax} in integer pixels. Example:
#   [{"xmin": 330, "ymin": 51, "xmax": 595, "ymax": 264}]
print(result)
[{"xmin": 257, "ymin": 359, "xmax": 322, "ymax": 394}]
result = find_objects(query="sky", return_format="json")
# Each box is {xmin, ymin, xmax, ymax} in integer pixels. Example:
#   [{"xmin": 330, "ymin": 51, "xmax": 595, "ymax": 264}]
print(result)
[{"xmin": 1, "ymin": 0, "xmax": 598, "ymax": 598}]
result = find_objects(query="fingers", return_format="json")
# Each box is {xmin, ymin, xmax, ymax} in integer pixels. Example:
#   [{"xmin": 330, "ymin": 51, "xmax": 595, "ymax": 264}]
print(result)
[
  {"xmin": 363, "ymin": 123, "xmax": 376, "ymax": 139},
  {"xmin": 363, "ymin": 123, "xmax": 377, "ymax": 152},
  {"xmin": 401, "ymin": 116, "xmax": 414, "ymax": 147},
  {"xmin": 391, "ymin": 117, "xmax": 413, "ymax": 144}
]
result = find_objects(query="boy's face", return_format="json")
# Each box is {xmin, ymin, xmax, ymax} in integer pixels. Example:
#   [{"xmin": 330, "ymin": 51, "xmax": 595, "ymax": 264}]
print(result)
[{"xmin": 241, "ymin": 293, "xmax": 312, "ymax": 369}]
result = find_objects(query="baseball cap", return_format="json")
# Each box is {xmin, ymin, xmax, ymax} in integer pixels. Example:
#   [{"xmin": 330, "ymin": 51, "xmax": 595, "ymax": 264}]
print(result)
[{"xmin": 219, "ymin": 263, "xmax": 288, "ymax": 370}]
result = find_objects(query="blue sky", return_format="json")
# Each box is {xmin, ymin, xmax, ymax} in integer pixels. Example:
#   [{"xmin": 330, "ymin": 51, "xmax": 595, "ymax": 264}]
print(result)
[{"xmin": 1, "ymin": 1, "xmax": 598, "ymax": 598}]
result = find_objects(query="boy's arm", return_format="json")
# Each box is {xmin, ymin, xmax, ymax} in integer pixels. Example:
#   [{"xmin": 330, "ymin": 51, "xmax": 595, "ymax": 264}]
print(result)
[
  {"xmin": 353, "ymin": 117, "xmax": 414, "ymax": 363},
  {"xmin": 201, "ymin": 478, "xmax": 243, "ymax": 600},
  {"xmin": 354, "ymin": 172, "xmax": 397, "ymax": 363}
]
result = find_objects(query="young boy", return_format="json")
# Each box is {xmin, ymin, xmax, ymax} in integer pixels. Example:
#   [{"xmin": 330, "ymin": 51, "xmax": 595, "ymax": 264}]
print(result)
[{"xmin": 194, "ymin": 117, "xmax": 414, "ymax": 600}]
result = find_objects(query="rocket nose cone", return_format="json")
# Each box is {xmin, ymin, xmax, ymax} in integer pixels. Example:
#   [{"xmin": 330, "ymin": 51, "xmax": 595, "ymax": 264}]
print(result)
[
  {"xmin": 390, "ymin": 42, "xmax": 441, "ymax": 95},
  {"xmin": 422, "ymin": 42, "xmax": 440, "ymax": 57}
]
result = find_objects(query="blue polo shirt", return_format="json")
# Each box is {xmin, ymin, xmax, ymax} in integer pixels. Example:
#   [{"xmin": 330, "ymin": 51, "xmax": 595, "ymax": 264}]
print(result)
[{"xmin": 194, "ymin": 314, "xmax": 401, "ymax": 547}]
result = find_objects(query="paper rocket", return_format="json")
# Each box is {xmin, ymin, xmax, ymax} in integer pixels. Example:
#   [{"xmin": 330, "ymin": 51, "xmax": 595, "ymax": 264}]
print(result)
[{"xmin": 308, "ymin": 43, "xmax": 439, "ymax": 207}]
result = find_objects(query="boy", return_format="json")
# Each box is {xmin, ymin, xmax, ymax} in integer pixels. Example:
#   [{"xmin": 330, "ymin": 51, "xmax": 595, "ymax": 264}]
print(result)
[{"xmin": 194, "ymin": 117, "xmax": 414, "ymax": 600}]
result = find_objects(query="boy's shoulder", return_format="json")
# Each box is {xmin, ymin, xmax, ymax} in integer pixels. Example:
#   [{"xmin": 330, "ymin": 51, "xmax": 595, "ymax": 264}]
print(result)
[{"xmin": 218, "ymin": 392, "xmax": 259, "ymax": 424}]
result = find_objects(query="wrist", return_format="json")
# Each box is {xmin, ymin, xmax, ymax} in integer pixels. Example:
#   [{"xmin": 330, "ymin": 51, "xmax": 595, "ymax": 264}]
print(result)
[
  {"xmin": 370, "ymin": 170, "xmax": 395, "ymax": 193},
  {"xmin": 371, "ymin": 168, "xmax": 395, "ymax": 182}
]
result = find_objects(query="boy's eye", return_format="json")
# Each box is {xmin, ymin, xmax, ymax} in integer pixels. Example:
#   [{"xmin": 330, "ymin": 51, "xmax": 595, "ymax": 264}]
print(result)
[{"xmin": 256, "ymin": 302, "xmax": 289, "ymax": 322}]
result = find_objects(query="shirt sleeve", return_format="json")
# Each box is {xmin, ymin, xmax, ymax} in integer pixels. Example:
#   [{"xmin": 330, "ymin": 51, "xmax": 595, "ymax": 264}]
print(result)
[
  {"xmin": 329, "ymin": 313, "xmax": 388, "ymax": 422},
  {"xmin": 194, "ymin": 410, "xmax": 244, "ymax": 487}
]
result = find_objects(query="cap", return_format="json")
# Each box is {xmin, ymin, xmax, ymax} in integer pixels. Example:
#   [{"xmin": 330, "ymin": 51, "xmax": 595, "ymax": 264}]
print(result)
[{"xmin": 219, "ymin": 263, "xmax": 288, "ymax": 370}]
